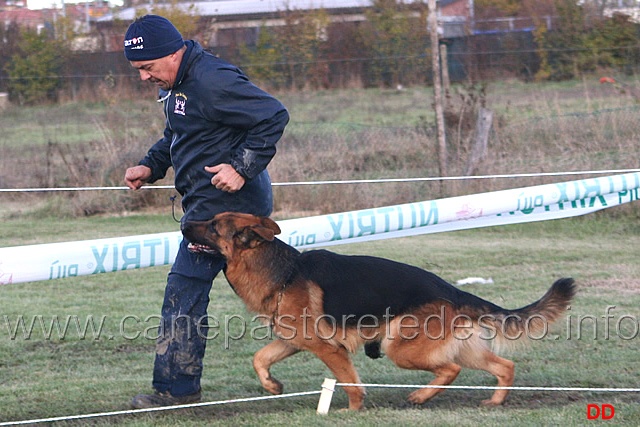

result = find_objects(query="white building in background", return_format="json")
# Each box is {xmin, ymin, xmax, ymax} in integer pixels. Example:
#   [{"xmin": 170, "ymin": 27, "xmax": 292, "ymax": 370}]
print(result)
[
  {"xmin": 97, "ymin": 0, "xmax": 474, "ymax": 50},
  {"xmin": 604, "ymin": 7, "xmax": 640, "ymax": 22}
]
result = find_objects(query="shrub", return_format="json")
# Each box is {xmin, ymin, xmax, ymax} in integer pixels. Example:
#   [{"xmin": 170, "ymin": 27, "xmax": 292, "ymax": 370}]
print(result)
[{"xmin": 5, "ymin": 29, "xmax": 66, "ymax": 105}]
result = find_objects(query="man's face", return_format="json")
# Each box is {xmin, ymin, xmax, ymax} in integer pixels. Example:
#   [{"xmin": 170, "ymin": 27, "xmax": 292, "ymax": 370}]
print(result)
[{"xmin": 130, "ymin": 51, "xmax": 180, "ymax": 91}]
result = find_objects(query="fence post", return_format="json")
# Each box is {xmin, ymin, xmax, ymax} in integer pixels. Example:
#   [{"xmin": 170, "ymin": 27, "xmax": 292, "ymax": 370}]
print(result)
[
  {"xmin": 0, "ymin": 93, "xmax": 9, "ymax": 112},
  {"xmin": 428, "ymin": 0, "xmax": 447, "ymax": 186},
  {"xmin": 316, "ymin": 378, "xmax": 337, "ymax": 415},
  {"xmin": 465, "ymin": 107, "xmax": 493, "ymax": 176}
]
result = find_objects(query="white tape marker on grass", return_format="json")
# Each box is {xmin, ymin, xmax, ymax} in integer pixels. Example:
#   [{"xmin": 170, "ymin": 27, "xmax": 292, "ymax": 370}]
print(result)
[{"xmin": 1, "ymin": 172, "xmax": 639, "ymax": 285}]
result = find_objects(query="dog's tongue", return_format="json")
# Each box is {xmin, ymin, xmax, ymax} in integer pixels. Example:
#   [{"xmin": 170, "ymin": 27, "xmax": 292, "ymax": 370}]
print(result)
[{"xmin": 187, "ymin": 242, "xmax": 218, "ymax": 255}]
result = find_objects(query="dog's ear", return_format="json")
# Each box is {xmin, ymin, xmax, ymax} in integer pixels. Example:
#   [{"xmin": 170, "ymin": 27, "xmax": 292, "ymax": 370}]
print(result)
[
  {"xmin": 235, "ymin": 217, "xmax": 279, "ymax": 248},
  {"xmin": 248, "ymin": 217, "xmax": 280, "ymax": 243},
  {"xmin": 260, "ymin": 217, "xmax": 281, "ymax": 236},
  {"xmin": 236, "ymin": 227, "xmax": 270, "ymax": 248}
]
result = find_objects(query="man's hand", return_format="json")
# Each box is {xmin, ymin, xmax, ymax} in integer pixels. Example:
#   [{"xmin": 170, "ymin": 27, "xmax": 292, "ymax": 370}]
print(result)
[
  {"xmin": 124, "ymin": 165, "xmax": 152, "ymax": 190},
  {"xmin": 205, "ymin": 164, "xmax": 245, "ymax": 193}
]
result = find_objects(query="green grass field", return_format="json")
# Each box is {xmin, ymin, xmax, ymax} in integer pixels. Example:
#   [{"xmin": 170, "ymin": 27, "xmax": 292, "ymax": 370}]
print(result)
[{"xmin": 0, "ymin": 213, "xmax": 639, "ymax": 426}]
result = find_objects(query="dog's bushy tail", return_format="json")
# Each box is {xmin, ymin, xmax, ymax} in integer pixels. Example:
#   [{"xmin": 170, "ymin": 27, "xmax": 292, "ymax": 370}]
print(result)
[{"xmin": 482, "ymin": 278, "xmax": 576, "ymax": 351}]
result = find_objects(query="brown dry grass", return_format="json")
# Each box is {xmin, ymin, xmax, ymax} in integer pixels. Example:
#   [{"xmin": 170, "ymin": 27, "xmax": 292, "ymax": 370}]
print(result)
[{"xmin": 1, "ymin": 78, "xmax": 639, "ymax": 218}]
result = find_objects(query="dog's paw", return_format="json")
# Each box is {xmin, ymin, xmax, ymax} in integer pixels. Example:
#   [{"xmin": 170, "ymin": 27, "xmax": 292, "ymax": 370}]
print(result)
[
  {"xmin": 480, "ymin": 399, "xmax": 505, "ymax": 407},
  {"xmin": 264, "ymin": 376, "xmax": 284, "ymax": 395},
  {"xmin": 406, "ymin": 390, "xmax": 430, "ymax": 405},
  {"xmin": 338, "ymin": 406, "xmax": 365, "ymax": 412}
]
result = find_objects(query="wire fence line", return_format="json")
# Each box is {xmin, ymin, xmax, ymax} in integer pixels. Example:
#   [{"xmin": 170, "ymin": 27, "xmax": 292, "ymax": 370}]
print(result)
[
  {"xmin": 1, "ymin": 380, "xmax": 638, "ymax": 426},
  {"xmin": 336, "ymin": 383, "xmax": 640, "ymax": 393},
  {"xmin": 2, "ymin": 40, "xmax": 640, "ymax": 90},
  {"xmin": 1, "ymin": 169, "xmax": 640, "ymax": 193},
  {"xmin": 3, "ymin": 86, "xmax": 640, "ymax": 215},
  {"xmin": 0, "ymin": 390, "xmax": 322, "ymax": 426}
]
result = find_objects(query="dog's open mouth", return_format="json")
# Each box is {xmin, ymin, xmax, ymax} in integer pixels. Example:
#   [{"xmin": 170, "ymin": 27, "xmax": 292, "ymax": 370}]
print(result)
[{"xmin": 187, "ymin": 242, "xmax": 219, "ymax": 255}]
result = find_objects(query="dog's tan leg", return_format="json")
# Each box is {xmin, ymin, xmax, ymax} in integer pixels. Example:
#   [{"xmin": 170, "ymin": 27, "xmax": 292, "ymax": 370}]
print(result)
[
  {"xmin": 406, "ymin": 362, "xmax": 462, "ymax": 404},
  {"xmin": 383, "ymin": 321, "xmax": 462, "ymax": 405},
  {"xmin": 476, "ymin": 352, "xmax": 515, "ymax": 406},
  {"xmin": 313, "ymin": 346, "xmax": 365, "ymax": 410},
  {"xmin": 253, "ymin": 339, "xmax": 300, "ymax": 395}
]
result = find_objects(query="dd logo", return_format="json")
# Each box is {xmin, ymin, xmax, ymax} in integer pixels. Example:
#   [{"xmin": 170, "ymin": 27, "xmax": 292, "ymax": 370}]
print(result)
[{"xmin": 587, "ymin": 403, "xmax": 615, "ymax": 420}]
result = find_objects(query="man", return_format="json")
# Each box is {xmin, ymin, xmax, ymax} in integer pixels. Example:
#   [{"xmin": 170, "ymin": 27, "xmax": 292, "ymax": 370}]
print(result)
[{"xmin": 123, "ymin": 15, "xmax": 289, "ymax": 409}]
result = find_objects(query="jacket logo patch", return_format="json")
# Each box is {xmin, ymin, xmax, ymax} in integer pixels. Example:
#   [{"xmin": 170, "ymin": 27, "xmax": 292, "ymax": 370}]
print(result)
[{"xmin": 174, "ymin": 92, "xmax": 187, "ymax": 116}]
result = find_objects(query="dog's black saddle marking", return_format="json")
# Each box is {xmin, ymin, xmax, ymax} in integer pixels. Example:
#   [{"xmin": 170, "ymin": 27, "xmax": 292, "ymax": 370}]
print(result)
[{"xmin": 296, "ymin": 249, "xmax": 502, "ymax": 324}]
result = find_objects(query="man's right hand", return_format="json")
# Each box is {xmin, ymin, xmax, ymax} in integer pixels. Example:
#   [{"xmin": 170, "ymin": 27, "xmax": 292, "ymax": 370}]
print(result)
[{"xmin": 124, "ymin": 165, "xmax": 152, "ymax": 190}]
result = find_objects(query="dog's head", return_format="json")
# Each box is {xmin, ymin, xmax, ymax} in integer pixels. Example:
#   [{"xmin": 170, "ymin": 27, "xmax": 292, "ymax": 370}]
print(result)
[{"xmin": 181, "ymin": 212, "xmax": 281, "ymax": 259}]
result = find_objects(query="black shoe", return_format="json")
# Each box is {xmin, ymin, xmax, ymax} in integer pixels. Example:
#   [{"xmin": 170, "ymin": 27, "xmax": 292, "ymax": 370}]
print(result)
[{"xmin": 131, "ymin": 389, "xmax": 202, "ymax": 409}]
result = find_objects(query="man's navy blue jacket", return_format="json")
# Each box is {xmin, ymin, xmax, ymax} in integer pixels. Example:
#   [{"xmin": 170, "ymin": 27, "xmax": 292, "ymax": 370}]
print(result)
[{"xmin": 139, "ymin": 41, "xmax": 289, "ymax": 222}]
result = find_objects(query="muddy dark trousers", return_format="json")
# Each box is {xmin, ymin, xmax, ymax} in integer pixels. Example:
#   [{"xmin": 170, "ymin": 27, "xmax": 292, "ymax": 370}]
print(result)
[{"xmin": 152, "ymin": 238, "xmax": 225, "ymax": 397}]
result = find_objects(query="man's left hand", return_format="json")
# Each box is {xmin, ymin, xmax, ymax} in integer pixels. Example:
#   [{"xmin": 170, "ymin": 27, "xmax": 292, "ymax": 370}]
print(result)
[{"xmin": 205, "ymin": 164, "xmax": 246, "ymax": 193}]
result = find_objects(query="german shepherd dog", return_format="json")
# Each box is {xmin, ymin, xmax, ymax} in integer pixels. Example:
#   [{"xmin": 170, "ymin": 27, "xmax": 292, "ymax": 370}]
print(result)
[{"xmin": 182, "ymin": 212, "xmax": 576, "ymax": 410}]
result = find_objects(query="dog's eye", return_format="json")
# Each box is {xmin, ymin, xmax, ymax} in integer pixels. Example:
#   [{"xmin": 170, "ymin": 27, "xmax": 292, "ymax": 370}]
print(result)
[{"xmin": 209, "ymin": 223, "xmax": 218, "ymax": 235}]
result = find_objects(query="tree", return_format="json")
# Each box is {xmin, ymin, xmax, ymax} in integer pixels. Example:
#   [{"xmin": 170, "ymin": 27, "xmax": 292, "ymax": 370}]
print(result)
[
  {"xmin": 0, "ymin": 20, "xmax": 21, "ymax": 93},
  {"xmin": 535, "ymin": 0, "xmax": 587, "ymax": 80},
  {"xmin": 475, "ymin": 0, "xmax": 522, "ymax": 19},
  {"xmin": 134, "ymin": 0, "xmax": 199, "ymax": 39},
  {"xmin": 275, "ymin": 8, "xmax": 330, "ymax": 90},
  {"xmin": 360, "ymin": 0, "xmax": 428, "ymax": 87},
  {"xmin": 534, "ymin": 0, "xmax": 640, "ymax": 80},
  {"xmin": 240, "ymin": 8, "xmax": 330, "ymax": 90},
  {"xmin": 240, "ymin": 26, "xmax": 287, "ymax": 88},
  {"xmin": 581, "ymin": 12, "xmax": 640, "ymax": 71},
  {"xmin": 5, "ymin": 28, "xmax": 66, "ymax": 105}
]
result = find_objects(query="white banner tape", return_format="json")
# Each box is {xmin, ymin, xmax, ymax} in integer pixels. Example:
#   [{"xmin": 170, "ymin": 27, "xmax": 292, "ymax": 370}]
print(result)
[{"xmin": 1, "ymin": 172, "xmax": 638, "ymax": 285}]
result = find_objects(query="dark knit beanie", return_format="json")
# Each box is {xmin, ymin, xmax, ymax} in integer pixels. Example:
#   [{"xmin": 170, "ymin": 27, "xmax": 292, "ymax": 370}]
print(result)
[{"xmin": 124, "ymin": 15, "xmax": 184, "ymax": 61}]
